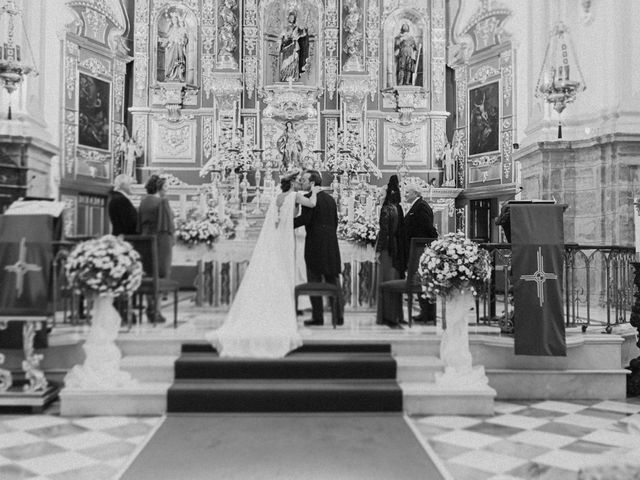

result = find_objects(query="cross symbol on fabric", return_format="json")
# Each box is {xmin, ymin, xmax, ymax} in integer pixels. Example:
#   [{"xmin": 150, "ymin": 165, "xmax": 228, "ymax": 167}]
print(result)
[
  {"xmin": 519, "ymin": 246, "xmax": 558, "ymax": 307},
  {"xmin": 4, "ymin": 237, "xmax": 42, "ymax": 298}
]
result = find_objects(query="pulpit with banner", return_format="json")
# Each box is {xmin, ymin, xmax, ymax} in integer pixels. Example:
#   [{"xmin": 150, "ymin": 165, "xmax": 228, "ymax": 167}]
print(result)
[
  {"xmin": 510, "ymin": 201, "xmax": 567, "ymax": 356},
  {"xmin": 0, "ymin": 201, "xmax": 65, "ymax": 411}
]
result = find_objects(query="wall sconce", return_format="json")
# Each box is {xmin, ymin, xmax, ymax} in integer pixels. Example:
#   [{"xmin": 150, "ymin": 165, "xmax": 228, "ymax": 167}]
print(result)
[
  {"xmin": 535, "ymin": 21, "xmax": 586, "ymax": 138},
  {"xmin": 0, "ymin": 0, "xmax": 38, "ymax": 119}
]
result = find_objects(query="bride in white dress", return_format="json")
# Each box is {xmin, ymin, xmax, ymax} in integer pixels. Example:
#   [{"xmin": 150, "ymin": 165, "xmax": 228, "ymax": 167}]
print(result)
[{"xmin": 205, "ymin": 170, "xmax": 319, "ymax": 358}]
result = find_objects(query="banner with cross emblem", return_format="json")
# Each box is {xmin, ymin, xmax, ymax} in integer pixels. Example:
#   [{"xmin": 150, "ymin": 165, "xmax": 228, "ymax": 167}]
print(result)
[
  {"xmin": 0, "ymin": 214, "xmax": 55, "ymax": 316},
  {"xmin": 511, "ymin": 203, "xmax": 566, "ymax": 356}
]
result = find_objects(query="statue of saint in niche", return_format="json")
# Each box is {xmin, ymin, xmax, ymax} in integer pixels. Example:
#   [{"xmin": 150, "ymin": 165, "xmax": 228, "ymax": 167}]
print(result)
[
  {"xmin": 394, "ymin": 23, "xmax": 419, "ymax": 85},
  {"xmin": 159, "ymin": 11, "xmax": 189, "ymax": 82},
  {"xmin": 277, "ymin": 121, "xmax": 304, "ymax": 170},
  {"xmin": 278, "ymin": 11, "xmax": 309, "ymax": 82}
]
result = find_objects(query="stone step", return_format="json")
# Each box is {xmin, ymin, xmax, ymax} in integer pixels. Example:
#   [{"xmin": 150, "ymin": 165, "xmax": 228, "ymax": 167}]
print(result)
[
  {"xmin": 121, "ymin": 356, "xmax": 178, "ymax": 383},
  {"xmin": 395, "ymin": 355, "xmax": 443, "ymax": 383},
  {"xmin": 486, "ymin": 369, "xmax": 629, "ymax": 400},
  {"xmin": 392, "ymin": 338, "xmax": 441, "ymax": 357},
  {"xmin": 400, "ymin": 381, "xmax": 496, "ymax": 415},
  {"xmin": 116, "ymin": 337, "xmax": 184, "ymax": 357},
  {"xmin": 60, "ymin": 382, "xmax": 170, "ymax": 416}
]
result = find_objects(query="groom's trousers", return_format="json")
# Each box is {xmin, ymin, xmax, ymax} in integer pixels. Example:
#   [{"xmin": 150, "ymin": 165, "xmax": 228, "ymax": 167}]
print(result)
[{"xmin": 307, "ymin": 269, "xmax": 344, "ymax": 325}]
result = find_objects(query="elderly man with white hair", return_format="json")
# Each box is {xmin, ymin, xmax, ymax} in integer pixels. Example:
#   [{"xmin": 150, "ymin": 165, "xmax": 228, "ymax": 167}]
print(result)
[{"xmin": 404, "ymin": 181, "xmax": 438, "ymax": 323}]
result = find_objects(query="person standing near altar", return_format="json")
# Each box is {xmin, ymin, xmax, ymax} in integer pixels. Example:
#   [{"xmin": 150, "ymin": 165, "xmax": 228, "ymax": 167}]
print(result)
[
  {"xmin": 375, "ymin": 175, "xmax": 407, "ymax": 328},
  {"xmin": 404, "ymin": 183, "xmax": 438, "ymax": 323},
  {"xmin": 108, "ymin": 174, "xmax": 139, "ymax": 323},
  {"xmin": 294, "ymin": 170, "xmax": 343, "ymax": 326},
  {"xmin": 138, "ymin": 174, "xmax": 175, "ymax": 323},
  {"xmin": 108, "ymin": 174, "xmax": 138, "ymax": 236}
]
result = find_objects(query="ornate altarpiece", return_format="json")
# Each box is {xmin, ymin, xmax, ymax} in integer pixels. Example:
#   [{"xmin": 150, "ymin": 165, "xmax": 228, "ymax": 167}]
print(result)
[
  {"xmin": 129, "ymin": 0, "xmax": 453, "ymax": 213},
  {"xmin": 60, "ymin": 0, "xmax": 131, "ymax": 236},
  {"xmin": 448, "ymin": 0, "xmax": 516, "ymax": 233}
]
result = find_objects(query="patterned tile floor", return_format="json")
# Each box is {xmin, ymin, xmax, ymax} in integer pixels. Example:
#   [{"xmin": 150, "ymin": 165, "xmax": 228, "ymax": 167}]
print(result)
[{"xmin": 1, "ymin": 399, "xmax": 640, "ymax": 479}]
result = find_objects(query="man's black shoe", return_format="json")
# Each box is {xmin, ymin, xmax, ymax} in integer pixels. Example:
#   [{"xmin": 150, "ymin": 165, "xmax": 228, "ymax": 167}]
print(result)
[
  {"xmin": 386, "ymin": 322, "xmax": 403, "ymax": 329},
  {"xmin": 304, "ymin": 320, "xmax": 323, "ymax": 327}
]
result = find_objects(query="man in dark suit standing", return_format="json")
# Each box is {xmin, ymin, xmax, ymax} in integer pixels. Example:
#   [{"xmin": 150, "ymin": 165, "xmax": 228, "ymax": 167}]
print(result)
[
  {"xmin": 107, "ymin": 174, "xmax": 138, "ymax": 324},
  {"xmin": 294, "ymin": 169, "xmax": 343, "ymax": 326},
  {"xmin": 404, "ymin": 183, "xmax": 438, "ymax": 323},
  {"xmin": 107, "ymin": 174, "xmax": 138, "ymax": 235}
]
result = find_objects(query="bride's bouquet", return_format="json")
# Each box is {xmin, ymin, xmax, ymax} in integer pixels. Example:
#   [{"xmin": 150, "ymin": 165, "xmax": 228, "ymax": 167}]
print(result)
[
  {"xmin": 65, "ymin": 235, "xmax": 143, "ymax": 296},
  {"xmin": 418, "ymin": 232, "xmax": 491, "ymax": 300}
]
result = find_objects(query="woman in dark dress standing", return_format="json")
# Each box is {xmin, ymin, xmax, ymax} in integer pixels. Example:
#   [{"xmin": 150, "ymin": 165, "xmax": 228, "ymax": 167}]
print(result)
[
  {"xmin": 138, "ymin": 174, "xmax": 175, "ymax": 323},
  {"xmin": 375, "ymin": 175, "xmax": 406, "ymax": 328}
]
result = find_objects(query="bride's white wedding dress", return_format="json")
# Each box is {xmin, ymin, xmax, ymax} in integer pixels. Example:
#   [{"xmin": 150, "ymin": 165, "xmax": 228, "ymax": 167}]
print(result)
[{"xmin": 205, "ymin": 191, "xmax": 302, "ymax": 357}]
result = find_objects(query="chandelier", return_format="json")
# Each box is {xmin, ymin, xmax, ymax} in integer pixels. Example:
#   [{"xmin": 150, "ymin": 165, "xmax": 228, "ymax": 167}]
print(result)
[
  {"xmin": 0, "ymin": 0, "xmax": 37, "ymax": 119},
  {"xmin": 535, "ymin": 21, "xmax": 586, "ymax": 138}
]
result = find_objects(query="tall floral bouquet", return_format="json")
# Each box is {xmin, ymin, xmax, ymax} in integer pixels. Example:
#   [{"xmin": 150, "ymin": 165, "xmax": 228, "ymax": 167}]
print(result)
[
  {"xmin": 176, "ymin": 206, "xmax": 236, "ymax": 246},
  {"xmin": 418, "ymin": 232, "xmax": 491, "ymax": 300},
  {"xmin": 337, "ymin": 205, "xmax": 379, "ymax": 247},
  {"xmin": 65, "ymin": 235, "xmax": 143, "ymax": 297}
]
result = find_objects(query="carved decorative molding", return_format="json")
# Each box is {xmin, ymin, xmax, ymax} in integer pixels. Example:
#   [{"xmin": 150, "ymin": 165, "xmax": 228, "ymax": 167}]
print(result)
[
  {"xmin": 366, "ymin": 0, "xmax": 380, "ymax": 99},
  {"xmin": 325, "ymin": 0, "xmax": 339, "ymax": 99},
  {"xmin": 381, "ymin": 86, "xmax": 428, "ymax": 125},
  {"xmin": 342, "ymin": 0, "xmax": 364, "ymax": 72},
  {"xmin": 472, "ymin": 64, "xmax": 499, "ymax": 84},
  {"xmin": 65, "ymin": 43, "xmax": 78, "ymax": 101},
  {"xmin": 470, "ymin": 153, "xmax": 500, "ymax": 167},
  {"xmin": 201, "ymin": 0, "xmax": 216, "ymax": 98},
  {"xmin": 151, "ymin": 83, "xmax": 199, "ymax": 122},
  {"xmin": 242, "ymin": 0, "xmax": 258, "ymax": 98},
  {"xmin": 260, "ymin": 83, "xmax": 322, "ymax": 121},
  {"xmin": 338, "ymin": 76, "xmax": 370, "ymax": 119},
  {"xmin": 79, "ymin": 57, "xmax": 111, "ymax": 76},
  {"xmin": 133, "ymin": 0, "xmax": 149, "ymax": 101},
  {"xmin": 500, "ymin": 50, "xmax": 513, "ymax": 108},
  {"xmin": 209, "ymin": 74, "xmax": 243, "ymax": 111},
  {"xmin": 367, "ymin": 119, "xmax": 377, "ymax": 162},
  {"xmin": 202, "ymin": 115, "xmax": 214, "ymax": 162},
  {"xmin": 431, "ymin": 0, "xmax": 445, "ymax": 106},
  {"xmin": 217, "ymin": 0, "xmax": 239, "ymax": 69},
  {"xmin": 114, "ymin": 59, "xmax": 126, "ymax": 114}
]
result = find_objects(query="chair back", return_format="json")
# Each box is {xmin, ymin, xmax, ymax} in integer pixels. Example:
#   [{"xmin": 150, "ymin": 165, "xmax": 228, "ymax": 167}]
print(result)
[
  {"xmin": 406, "ymin": 237, "xmax": 436, "ymax": 288},
  {"xmin": 122, "ymin": 235, "xmax": 158, "ymax": 282}
]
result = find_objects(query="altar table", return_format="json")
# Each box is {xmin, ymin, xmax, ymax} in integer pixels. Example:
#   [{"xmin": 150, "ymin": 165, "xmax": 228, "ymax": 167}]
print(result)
[{"xmin": 173, "ymin": 239, "xmax": 377, "ymax": 309}]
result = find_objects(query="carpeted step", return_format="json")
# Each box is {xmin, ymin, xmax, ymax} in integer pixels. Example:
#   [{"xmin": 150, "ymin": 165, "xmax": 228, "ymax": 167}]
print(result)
[
  {"xmin": 174, "ymin": 352, "xmax": 397, "ymax": 380},
  {"xmin": 167, "ymin": 379, "xmax": 403, "ymax": 412},
  {"xmin": 180, "ymin": 342, "xmax": 391, "ymax": 354}
]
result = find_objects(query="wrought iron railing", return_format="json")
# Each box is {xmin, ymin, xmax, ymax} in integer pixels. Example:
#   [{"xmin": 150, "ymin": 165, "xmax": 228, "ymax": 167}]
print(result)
[{"xmin": 477, "ymin": 243, "xmax": 636, "ymax": 333}]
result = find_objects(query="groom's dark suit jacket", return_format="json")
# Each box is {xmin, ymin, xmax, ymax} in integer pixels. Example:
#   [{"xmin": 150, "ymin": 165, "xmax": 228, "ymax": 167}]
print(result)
[{"xmin": 294, "ymin": 190, "xmax": 341, "ymax": 276}]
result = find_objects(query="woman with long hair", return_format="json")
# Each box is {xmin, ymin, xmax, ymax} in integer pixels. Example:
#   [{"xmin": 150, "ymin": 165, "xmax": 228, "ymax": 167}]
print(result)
[{"xmin": 375, "ymin": 175, "xmax": 406, "ymax": 328}]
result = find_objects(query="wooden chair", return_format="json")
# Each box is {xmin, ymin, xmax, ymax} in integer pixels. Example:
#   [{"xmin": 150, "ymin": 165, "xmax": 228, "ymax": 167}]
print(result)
[
  {"xmin": 295, "ymin": 282, "xmax": 341, "ymax": 329},
  {"xmin": 123, "ymin": 235, "xmax": 180, "ymax": 328},
  {"xmin": 379, "ymin": 237, "xmax": 436, "ymax": 328}
]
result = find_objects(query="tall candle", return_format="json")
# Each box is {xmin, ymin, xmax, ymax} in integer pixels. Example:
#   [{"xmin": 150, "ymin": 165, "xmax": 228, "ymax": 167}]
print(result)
[
  {"xmin": 347, "ymin": 195, "xmax": 355, "ymax": 223},
  {"xmin": 218, "ymin": 195, "xmax": 226, "ymax": 218},
  {"xmin": 366, "ymin": 195, "xmax": 374, "ymax": 218}
]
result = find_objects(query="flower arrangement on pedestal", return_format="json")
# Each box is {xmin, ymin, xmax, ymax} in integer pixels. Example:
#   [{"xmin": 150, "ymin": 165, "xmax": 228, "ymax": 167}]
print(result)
[
  {"xmin": 418, "ymin": 232, "xmax": 491, "ymax": 301},
  {"xmin": 337, "ymin": 204, "xmax": 379, "ymax": 247},
  {"xmin": 175, "ymin": 205, "xmax": 236, "ymax": 246},
  {"xmin": 418, "ymin": 232, "xmax": 492, "ymax": 390},
  {"xmin": 65, "ymin": 235, "xmax": 143, "ymax": 297},
  {"xmin": 63, "ymin": 235, "xmax": 143, "ymax": 389}
]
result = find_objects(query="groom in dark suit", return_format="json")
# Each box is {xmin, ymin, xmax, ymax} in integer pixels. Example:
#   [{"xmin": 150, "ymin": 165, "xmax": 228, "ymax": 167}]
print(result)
[
  {"xmin": 404, "ymin": 183, "xmax": 438, "ymax": 323},
  {"xmin": 294, "ymin": 170, "xmax": 344, "ymax": 326}
]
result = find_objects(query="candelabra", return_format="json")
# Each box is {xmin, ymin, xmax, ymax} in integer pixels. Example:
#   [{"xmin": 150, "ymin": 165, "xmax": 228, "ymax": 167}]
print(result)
[
  {"xmin": 0, "ymin": 0, "xmax": 38, "ymax": 119},
  {"xmin": 535, "ymin": 21, "xmax": 586, "ymax": 138}
]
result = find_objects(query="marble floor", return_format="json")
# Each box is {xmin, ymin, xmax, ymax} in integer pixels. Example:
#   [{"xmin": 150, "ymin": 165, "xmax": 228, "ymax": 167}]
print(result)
[{"xmin": 2, "ymin": 398, "xmax": 640, "ymax": 479}]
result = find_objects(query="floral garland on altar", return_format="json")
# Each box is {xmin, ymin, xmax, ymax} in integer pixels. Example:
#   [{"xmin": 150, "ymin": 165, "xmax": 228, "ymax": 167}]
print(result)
[
  {"xmin": 175, "ymin": 206, "xmax": 236, "ymax": 246},
  {"xmin": 418, "ymin": 232, "xmax": 491, "ymax": 300},
  {"xmin": 199, "ymin": 132, "xmax": 258, "ymax": 178},
  {"xmin": 65, "ymin": 235, "xmax": 143, "ymax": 296},
  {"xmin": 337, "ymin": 205, "xmax": 379, "ymax": 247}
]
